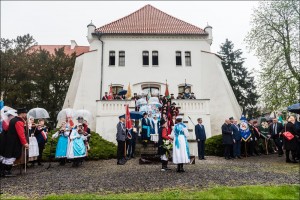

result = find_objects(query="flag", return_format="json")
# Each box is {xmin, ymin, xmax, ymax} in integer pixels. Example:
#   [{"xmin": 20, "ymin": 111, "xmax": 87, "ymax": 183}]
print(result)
[
  {"xmin": 278, "ymin": 115, "xmax": 284, "ymax": 125},
  {"xmin": 165, "ymin": 80, "xmax": 170, "ymax": 99},
  {"xmin": 108, "ymin": 84, "xmax": 113, "ymax": 100},
  {"xmin": 239, "ymin": 115, "xmax": 251, "ymax": 141},
  {"xmin": 125, "ymin": 104, "xmax": 132, "ymax": 139},
  {"xmin": 125, "ymin": 83, "xmax": 132, "ymax": 99}
]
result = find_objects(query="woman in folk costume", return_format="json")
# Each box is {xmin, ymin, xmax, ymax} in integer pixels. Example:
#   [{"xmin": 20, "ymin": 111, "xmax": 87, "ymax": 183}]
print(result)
[
  {"xmin": 170, "ymin": 116, "xmax": 190, "ymax": 173},
  {"xmin": 52, "ymin": 122, "xmax": 70, "ymax": 165},
  {"xmin": 67, "ymin": 123, "xmax": 87, "ymax": 167},
  {"xmin": 158, "ymin": 118, "xmax": 173, "ymax": 171},
  {"xmin": 27, "ymin": 117, "xmax": 39, "ymax": 164}
]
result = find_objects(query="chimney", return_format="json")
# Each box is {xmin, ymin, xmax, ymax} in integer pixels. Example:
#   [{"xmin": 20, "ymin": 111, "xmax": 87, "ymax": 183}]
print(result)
[
  {"xmin": 71, "ymin": 40, "xmax": 78, "ymax": 49},
  {"xmin": 204, "ymin": 24, "xmax": 213, "ymax": 45}
]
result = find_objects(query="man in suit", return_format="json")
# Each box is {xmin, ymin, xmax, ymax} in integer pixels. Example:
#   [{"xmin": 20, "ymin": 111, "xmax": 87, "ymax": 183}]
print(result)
[
  {"xmin": 116, "ymin": 115, "xmax": 126, "ymax": 165},
  {"xmin": 222, "ymin": 119, "xmax": 233, "ymax": 160},
  {"xmin": 231, "ymin": 120, "xmax": 242, "ymax": 159},
  {"xmin": 268, "ymin": 118, "xmax": 284, "ymax": 156},
  {"xmin": 195, "ymin": 118, "xmax": 206, "ymax": 160}
]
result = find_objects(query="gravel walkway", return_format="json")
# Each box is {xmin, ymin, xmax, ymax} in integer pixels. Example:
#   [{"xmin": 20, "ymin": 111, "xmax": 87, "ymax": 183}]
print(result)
[{"xmin": 1, "ymin": 155, "xmax": 299, "ymax": 198}]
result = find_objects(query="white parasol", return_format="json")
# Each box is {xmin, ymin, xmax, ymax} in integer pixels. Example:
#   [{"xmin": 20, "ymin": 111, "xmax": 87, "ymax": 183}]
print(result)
[
  {"xmin": 57, "ymin": 108, "xmax": 76, "ymax": 121},
  {"xmin": 74, "ymin": 109, "xmax": 93, "ymax": 122},
  {"xmin": 27, "ymin": 107, "xmax": 50, "ymax": 119},
  {"xmin": 136, "ymin": 98, "xmax": 147, "ymax": 106}
]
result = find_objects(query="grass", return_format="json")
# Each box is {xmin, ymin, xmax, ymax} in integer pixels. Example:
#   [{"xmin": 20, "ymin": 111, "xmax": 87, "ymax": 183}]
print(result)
[{"xmin": 3, "ymin": 185, "xmax": 298, "ymax": 200}]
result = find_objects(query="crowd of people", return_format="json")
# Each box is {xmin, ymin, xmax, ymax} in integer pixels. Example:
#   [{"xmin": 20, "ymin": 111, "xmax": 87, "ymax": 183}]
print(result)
[
  {"xmin": 0, "ymin": 108, "xmax": 92, "ymax": 177},
  {"xmin": 221, "ymin": 116, "xmax": 300, "ymax": 163}
]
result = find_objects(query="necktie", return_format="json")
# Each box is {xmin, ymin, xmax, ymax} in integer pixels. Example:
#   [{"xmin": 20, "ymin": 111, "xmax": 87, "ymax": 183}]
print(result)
[{"xmin": 274, "ymin": 124, "xmax": 277, "ymax": 135}]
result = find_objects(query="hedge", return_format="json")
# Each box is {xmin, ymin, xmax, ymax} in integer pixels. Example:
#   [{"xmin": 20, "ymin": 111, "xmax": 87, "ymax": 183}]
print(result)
[
  {"xmin": 42, "ymin": 131, "xmax": 117, "ymax": 161},
  {"xmin": 205, "ymin": 134, "xmax": 224, "ymax": 157}
]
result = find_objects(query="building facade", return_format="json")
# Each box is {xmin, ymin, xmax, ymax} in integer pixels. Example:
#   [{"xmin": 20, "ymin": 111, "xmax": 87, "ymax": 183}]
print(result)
[{"xmin": 63, "ymin": 5, "xmax": 242, "ymax": 153}]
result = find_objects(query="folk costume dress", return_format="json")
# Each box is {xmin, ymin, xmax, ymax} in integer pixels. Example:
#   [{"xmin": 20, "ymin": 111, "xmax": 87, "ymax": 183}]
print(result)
[
  {"xmin": 171, "ymin": 122, "xmax": 190, "ymax": 164},
  {"xmin": 52, "ymin": 130, "xmax": 70, "ymax": 158},
  {"xmin": 28, "ymin": 123, "xmax": 39, "ymax": 162},
  {"xmin": 67, "ymin": 129, "xmax": 86, "ymax": 159}
]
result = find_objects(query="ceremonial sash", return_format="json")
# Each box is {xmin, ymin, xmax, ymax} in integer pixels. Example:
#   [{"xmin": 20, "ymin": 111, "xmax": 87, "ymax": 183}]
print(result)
[{"xmin": 142, "ymin": 125, "xmax": 150, "ymax": 138}]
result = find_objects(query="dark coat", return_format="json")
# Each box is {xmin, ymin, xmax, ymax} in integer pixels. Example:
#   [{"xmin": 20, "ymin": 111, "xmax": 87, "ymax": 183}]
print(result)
[
  {"xmin": 2, "ymin": 117, "xmax": 25, "ymax": 159},
  {"xmin": 268, "ymin": 122, "xmax": 283, "ymax": 139},
  {"xmin": 222, "ymin": 123, "xmax": 233, "ymax": 145},
  {"xmin": 231, "ymin": 124, "xmax": 241, "ymax": 140},
  {"xmin": 195, "ymin": 124, "xmax": 206, "ymax": 140},
  {"xmin": 283, "ymin": 122, "xmax": 299, "ymax": 151}
]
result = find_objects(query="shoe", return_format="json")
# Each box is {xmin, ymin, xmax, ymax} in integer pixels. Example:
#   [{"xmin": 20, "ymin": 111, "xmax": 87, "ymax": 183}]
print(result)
[
  {"xmin": 165, "ymin": 167, "xmax": 172, "ymax": 171},
  {"xmin": 161, "ymin": 168, "xmax": 166, "ymax": 172},
  {"xmin": 131, "ymin": 155, "xmax": 135, "ymax": 158},
  {"xmin": 286, "ymin": 159, "xmax": 292, "ymax": 163},
  {"xmin": 202, "ymin": 157, "xmax": 206, "ymax": 160},
  {"xmin": 38, "ymin": 162, "xmax": 43, "ymax": 166},
  {"xmin": 278, "ymin": 154, "xmax": 283, "ymax": 157},
  {"xmin": 3, "ymin": 171, "xmax": 16, "ymax": 177},
  {"xmin": 237, "ymin": 156, "xmax": 242, "ymax": 159}
]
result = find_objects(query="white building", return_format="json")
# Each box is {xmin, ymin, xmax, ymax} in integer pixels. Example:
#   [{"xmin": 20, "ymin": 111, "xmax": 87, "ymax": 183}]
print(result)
[{"xmin": 63, "ymin": 5, "xmax": 241, "ymax": 154}]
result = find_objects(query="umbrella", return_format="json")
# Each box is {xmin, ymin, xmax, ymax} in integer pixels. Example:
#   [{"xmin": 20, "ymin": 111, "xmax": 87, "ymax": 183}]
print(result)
[
  {"xmin": 139, "ymin": 105, "xmax": 150, "ymax": 113},
  {"xmin": 119, "ymin": 111, "xmax": 145, "ymax": 120},
  {"xmin": 149, "ymin": 102, "xmax": 162, "ymax": 108},
  {"xmin": 27, "ymin": 108, "xmax": 50, "ymax": 119},
  {"xmin": 136, "ymin": 98, "xmax": 147, "ymax": 106},
  {"xmin": 74, "ymin": 109, "xmax": 93, "ymax": 122},
  {"xmin": 287, "ymin": 103, "xmax": 300, "ymax": 114},
  {"xmin": 57, "ymin": 108, "xmax": 76, "ymax": 121},
  {"xmin": 118, "ymin": 90, "xmax": 127, "ymax": 96}
]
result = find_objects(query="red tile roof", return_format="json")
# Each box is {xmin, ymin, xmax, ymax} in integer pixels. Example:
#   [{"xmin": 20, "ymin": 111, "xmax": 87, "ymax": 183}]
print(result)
[
  {"xmin": 95, "ymin": 4, "xmax": 207, "ymax": 35},
  {"xmin": 30, "ymin": 45, "xmax": 89, "ymax": 56}
]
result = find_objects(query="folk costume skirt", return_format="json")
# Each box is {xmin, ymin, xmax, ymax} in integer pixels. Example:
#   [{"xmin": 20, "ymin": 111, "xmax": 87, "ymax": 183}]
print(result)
[
  {"xmin": 172, "ymin": 135, "xmax": 190, "ymax": 164},
  {"xmin": 55, "ymin": 135, "xmax": 68, "ymax": 158}
]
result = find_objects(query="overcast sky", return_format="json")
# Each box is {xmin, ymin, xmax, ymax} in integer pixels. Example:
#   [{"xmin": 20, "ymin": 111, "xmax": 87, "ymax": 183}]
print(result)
[{"xmin": 1, "ymin": 1, "xmax": 260, "ymax": 71}]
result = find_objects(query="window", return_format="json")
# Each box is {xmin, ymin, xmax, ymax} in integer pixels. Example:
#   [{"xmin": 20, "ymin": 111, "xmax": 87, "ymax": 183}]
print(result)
[
  {"xmin": 119, "ymin": 51, "xmax": 125, "ymax": 66},
  {"xmin": 142, "ymin": 87, "xmax": 160, "ymax": 96},
  {"xmin": 185, "ymin": 51, "xmax": 191, "ymax": 66},
  {"xmin": 109, "ymin": 51, "xmax": 115, "ymax": 66},
  {"xmin": 112, "ymin": 86, "xmax": 123, "ymax": 95},
  {"xmin": 152, "ymin": 51, "xmax": 158, "ymax": 66},
  {"xmin": 143, "ymin": 51, "xmax": 149, "ymax": 66},
  {"xmin": 176, "ymin": 51, "xmax": 182, "ymax": 66}
]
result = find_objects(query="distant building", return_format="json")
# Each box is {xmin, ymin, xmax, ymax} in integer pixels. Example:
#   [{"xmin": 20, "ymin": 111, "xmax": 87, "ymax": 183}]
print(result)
[
  {"xmin": 30, "ymin": 40, "xmax": 89, "ymax": 56},
  {"xmin": 63, "ymin": 5, "xmax": 242, "ymax": 151}
]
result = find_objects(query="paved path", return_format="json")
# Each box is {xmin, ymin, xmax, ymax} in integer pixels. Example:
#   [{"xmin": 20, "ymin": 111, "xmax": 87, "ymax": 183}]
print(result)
[{"xmin": 1, "ymin": 155, "xmax": 299, "ymax": 198}]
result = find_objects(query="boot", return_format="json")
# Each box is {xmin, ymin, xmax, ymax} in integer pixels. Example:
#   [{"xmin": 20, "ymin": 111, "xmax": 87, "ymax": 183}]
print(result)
[
  {"xmin": 0, "ymin": 163, "xmax": 4, "ymax": 177},
  {"xmin": 180, "ymin": 164, "xmax": 185, "ymax": 172},
  {"xmin": 165, "ymin": 161, "xmax": 171, "ymax": 171},
  {"xmin": 161, "ymin": 161, "xmax": 166, "ymax": 171},
  {"xmin": 3, "ymin": 164, "xmax": 15, "ymax": 177},
  {"xmin": 176, "ymin": 164, "xmax": 181, "ymax": 172}
]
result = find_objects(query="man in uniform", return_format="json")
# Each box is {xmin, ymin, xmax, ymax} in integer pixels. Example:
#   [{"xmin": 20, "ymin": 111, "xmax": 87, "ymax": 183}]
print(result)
[
  {"xmin": 0, "ymin": 108, "xmax": 29, "ymax": 177},
  {"xmin": 170, "ymin": 94, "xmax": 175, "ymax": 100},
  {"xmin": 116, "ymin": 115, "xmax": 126, "ymax": 165},
  {"xmin": 189, "ymin": 92, "xmax": 196, "ymax": 99},
  {"xmin": 176, "ymin": 93, "xmax": 183, "ymax": 99},
  {"xmin": 102, "ymin": 92, "xmax": 109, "ymax": 100}
]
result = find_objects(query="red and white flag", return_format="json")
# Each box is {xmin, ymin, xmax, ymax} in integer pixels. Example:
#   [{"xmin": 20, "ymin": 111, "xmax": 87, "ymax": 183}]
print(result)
[{"xmin": 108, "ymin": 84, "xmax": 113, "ymax": 100}]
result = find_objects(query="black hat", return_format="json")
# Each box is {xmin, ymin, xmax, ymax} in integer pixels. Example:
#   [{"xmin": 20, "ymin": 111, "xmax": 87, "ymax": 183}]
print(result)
[
  {"xmin": 178, "ymin": 93, "xmax": 182, "ymax": 95},
  {"xmin": 160, "ymin": 118, "xmax": 166, "ymax": 125},
  {"xmin": 143, "ymin": 112, "xmax": 148, "ymax": 116},
  {"xmin": 134, "ymin": 93, "xmax": 137, "ymax": 95},
  {"xmin": 171, "ymin": 94, "xmax": 174, "ymax": 95},
  {"xmin": 172, "ymin": 102, "xmax": 176, "ymax": 105},
  {"xmin": 191, "ymin": 92, "xmax": 194, "ymax": 94},
  {"xmin": 119, "ymin": 115, "xmax": 125, "ymax": 119},
  {"xmin": 159, "ymin": 95, "xmax": 163, "ymax": 96},
  {"xmin": 229, "ymin": 117, "xmax": 234, "ymax": 120},
  {"xmin": 17, "ymin": 108, "xmax": 28, "ymax": 114},
  {"xmin": 77, "ymin": 116, "xmax": 84, "ymax": 120}
]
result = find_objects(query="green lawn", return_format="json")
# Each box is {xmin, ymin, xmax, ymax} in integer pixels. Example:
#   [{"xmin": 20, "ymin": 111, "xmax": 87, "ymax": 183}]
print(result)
[{"xmin": 4, "ymin": 185, "xmax": 296, "ymax": 200}]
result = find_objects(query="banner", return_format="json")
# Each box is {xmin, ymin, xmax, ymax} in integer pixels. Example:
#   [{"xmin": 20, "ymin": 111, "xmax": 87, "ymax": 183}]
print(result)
[{"xmin": 239, "ymin": 115, "xmax": 251, "ymax": 141}]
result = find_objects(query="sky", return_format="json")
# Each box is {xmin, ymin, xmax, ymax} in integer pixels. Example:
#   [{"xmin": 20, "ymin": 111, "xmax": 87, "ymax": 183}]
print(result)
[{"xmin": 1, "ymin": 1, "xmax": 260, "ymax": 72}]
